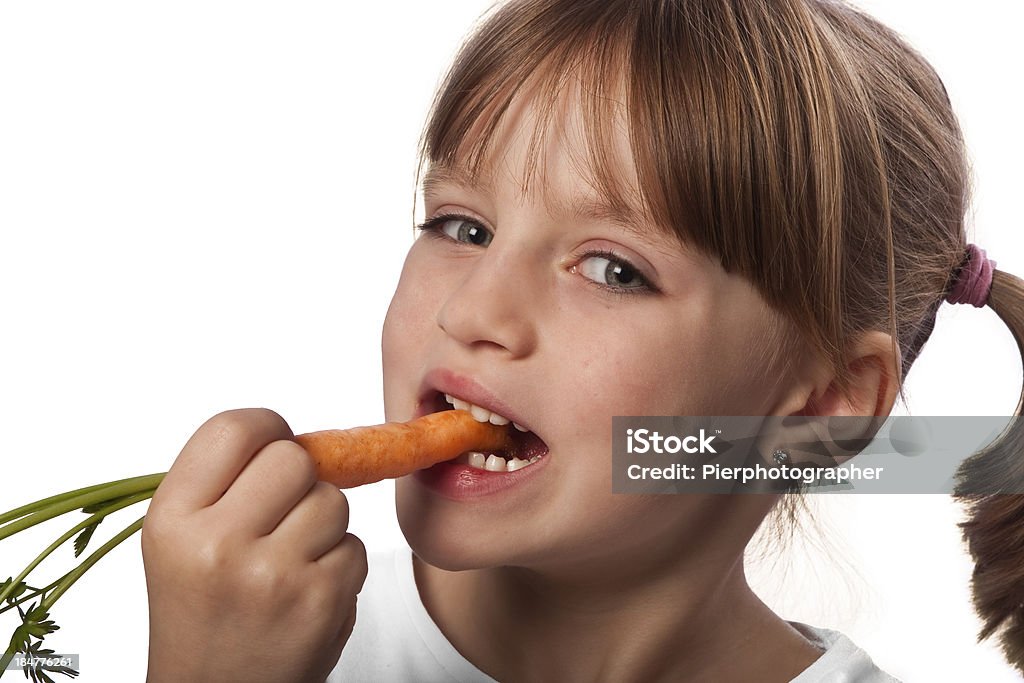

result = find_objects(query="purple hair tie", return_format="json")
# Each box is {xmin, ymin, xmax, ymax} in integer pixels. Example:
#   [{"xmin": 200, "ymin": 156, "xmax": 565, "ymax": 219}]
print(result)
[{"xmin": 945, "ymin": 243, "xmax": 996, "ymax": 307}]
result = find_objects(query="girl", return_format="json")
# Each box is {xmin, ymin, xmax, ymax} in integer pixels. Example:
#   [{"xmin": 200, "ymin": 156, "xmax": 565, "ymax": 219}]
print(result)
[{"xmin": 139, "ymin": 0, "xmax": 1023, "ymax": 681}]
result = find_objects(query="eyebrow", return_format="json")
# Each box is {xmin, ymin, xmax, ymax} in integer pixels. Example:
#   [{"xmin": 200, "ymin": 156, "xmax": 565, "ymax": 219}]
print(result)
[
  {"xmin": 421, "ymin": 164, "xmax": 652, "ymax": 240},
  {"xmin": 422, "ymin": 165, "xmax": 495, "ymax": 200}
]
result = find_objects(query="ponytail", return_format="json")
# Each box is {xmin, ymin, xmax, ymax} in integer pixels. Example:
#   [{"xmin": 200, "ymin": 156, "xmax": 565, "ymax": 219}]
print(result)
[{"xmin": 953, "ymin": 268, "xmax": 1024, "ymax": 673}]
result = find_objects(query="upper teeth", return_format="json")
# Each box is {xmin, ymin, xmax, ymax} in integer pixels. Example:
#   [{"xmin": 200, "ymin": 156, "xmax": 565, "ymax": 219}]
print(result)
[{"xmin": 444, "ymin": 393, "xmax": 529, "ymax": 431}]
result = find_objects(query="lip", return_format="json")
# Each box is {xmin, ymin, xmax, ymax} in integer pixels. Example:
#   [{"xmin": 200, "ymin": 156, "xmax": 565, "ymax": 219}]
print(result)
[
  {"xmin": 415, "ymin": 367, "xmax": 534, "ymax": 434},
  {"xmin": 413, "ymin": 456, "xmax": 549, "ymax": 500},
  {"xmin": 411, "ymin": 367, "xmax": 549, "ymax": 500}
]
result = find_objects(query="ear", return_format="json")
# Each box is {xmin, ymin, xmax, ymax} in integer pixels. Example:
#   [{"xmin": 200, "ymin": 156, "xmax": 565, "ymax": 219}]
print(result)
[
  {"xmin": 795, "ymin": 330, "xmax": 900, "ymax": 418},
  {"xmin": 756, "ymin": 330, "xmax": 900, "ymax": 467}
]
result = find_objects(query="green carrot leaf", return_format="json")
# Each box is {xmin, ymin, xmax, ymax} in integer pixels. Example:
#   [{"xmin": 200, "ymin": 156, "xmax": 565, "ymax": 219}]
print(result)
[
  {"xmin": 1, "ymin": 578, "xmax": 36, "ymax": 605},
  {"xmin": 21, "ymin": 642, "xmax": 79, "ymax": 680},
  {"xmin": 72, "ymin": 521, "xmax": 101, "ymax": 559},
  {"xmin": 80, "ymin": 494, "xmax": 137, "ymax": 515}
]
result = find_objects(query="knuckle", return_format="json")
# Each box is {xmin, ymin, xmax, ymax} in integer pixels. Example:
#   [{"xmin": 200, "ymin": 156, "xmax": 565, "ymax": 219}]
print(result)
[
  {"xmin": 205, "ymin": 408, "xmax": 292, "ymax": 446},
  {"xmin": 243, "ymin": 556, "xmax": 295, "ymax": 600},
  {"xmin": 140, "ymin": 512, "xmax": 175, "ymax": 558},
  {"xmin": 356, "ymin": 544, "xmax": 369, "ymax": 582},
  {"xmin": 248, "ymin": 407, "xmax": 293, "ymax": 437},
  {"xmin": 313, "ymin": 481, "xmax": 350, "ymax": 528},
  {"xmin": 310, "ymin": 536, "xmax": 368, "ymax": 601},
  {"xmin": 249, "ymin": 407, "xmax": 292, "ymax": 436},
  {"xmin": 192, "ymin": 535, "xmax": 237, "ymax": 579},
  {"xmin": 204, "ymin": 409, "xmax": 251, "ymax": 442},
  {"xmin": 185, "ymin": 519, "xmax": 243, "ymax": 581},
  {"xmin": 265, "ymin": 439, "xmax": 318, "ymax": 485},
  {"xmin": 312, "ymin": 480, "xmax": 347, "ymax": 506},
  {"xmin": 344, "ymin": 534, "xmax": 369, "ymax": 583},
  {"xmin": 198, "ymin": 412, "xmax": 251, "ymax": 458}
]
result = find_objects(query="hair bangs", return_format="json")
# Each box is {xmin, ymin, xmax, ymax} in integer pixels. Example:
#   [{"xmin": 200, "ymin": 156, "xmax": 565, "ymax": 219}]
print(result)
[{"xmin": 414, "ymin": 4, "xmax": 681, "ymax": 246}]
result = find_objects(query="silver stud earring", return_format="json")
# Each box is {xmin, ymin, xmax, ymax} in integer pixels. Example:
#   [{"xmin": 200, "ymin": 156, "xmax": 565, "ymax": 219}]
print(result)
[{"xmin": 772, "ymin": 448, "xmax": 790, "ymax": 465}]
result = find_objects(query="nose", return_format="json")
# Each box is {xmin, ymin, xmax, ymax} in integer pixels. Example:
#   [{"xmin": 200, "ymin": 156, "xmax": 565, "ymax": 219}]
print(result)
[{"xmin": 435, "ymin": 242, "xmax": 539, "ymax": 358}]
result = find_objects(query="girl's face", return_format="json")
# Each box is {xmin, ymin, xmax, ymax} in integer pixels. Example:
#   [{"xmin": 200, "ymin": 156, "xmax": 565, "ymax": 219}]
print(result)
[{"xmin": 383, "ymin": 86, "xmax": 792, "ymax": 575}]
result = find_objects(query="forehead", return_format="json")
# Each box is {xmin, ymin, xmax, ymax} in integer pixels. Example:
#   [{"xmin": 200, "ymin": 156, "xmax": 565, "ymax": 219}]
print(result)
[
  {"xmin": 421, "ymin": 78, "xmax": 671, "ymax": 245},
  {"xmin": 422, "ymin": 163, "xmax": 648, "ymax": 238}
]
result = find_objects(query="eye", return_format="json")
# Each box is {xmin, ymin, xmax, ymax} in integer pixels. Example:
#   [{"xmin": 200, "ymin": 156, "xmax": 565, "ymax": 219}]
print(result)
[
  {"xmin": 574, "ymin": 251, "xmax": 653, "ymax": 293},
  {"xmin": 417, "ymin": 213, "xmax": 493, "ymax": 247}
]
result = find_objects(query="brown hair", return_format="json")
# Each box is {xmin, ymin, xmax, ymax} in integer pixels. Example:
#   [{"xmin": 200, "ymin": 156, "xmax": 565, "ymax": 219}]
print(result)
[
  {"xmin": 954, "ymin": 271, "xmax": 1024, "ymax": 670},
  {"xmin": 413, "ymin": 0, "xmax": 1024, "ymax": 671}
]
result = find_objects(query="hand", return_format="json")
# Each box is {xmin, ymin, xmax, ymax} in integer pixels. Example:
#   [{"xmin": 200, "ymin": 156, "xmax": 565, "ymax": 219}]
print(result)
[{"xmin": 141, "ymin": 408, "xmax": 368, "ymax": 683}]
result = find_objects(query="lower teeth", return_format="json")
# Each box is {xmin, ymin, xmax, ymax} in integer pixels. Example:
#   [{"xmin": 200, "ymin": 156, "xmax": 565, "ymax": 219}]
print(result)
[{"xmin": 467, "ymin": 451, "xmax": 541, "ymax": 472}]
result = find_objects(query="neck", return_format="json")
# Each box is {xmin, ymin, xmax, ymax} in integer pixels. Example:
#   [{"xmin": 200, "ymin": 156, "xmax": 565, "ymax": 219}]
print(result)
[{"xmin": 414, "ymin": 541, "xmax": 822, "ymax": 681}]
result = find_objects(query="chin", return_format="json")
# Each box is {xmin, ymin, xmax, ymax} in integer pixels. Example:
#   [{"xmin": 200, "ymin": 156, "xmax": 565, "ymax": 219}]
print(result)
[{"xmin": 395, "ymin": 477, "xmax": 522, "ymax": 571}]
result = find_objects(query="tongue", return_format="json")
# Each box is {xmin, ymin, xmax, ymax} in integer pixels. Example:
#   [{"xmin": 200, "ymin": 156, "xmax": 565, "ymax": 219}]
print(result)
[{"xmin": 506, "ymin": 428, "xmax": 548, "ymax": 460}]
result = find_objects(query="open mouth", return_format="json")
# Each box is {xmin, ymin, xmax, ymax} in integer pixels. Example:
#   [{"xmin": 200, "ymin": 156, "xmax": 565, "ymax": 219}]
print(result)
[{"xmin": 426, "ymin": 391, "xmax": 550, "ymax": 473}]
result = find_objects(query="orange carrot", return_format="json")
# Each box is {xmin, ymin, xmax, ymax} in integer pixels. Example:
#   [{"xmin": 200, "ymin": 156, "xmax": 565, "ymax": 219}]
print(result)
[{"xmin": 293, "ymin": 410, "xmax": 510, "ymax": 488}]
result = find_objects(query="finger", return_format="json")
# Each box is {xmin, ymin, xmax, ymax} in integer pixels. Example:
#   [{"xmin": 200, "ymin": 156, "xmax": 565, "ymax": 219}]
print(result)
[
  {"xmin": 213, "ymin": 439, "xmax": 318, "ymax": 537},
  {"xmin": 154, "ymin": 408, "xmax": 295, "ymax": 512},
  {"xmin": 269, "ymin": 481, "xmax": 350, "ymax": 561},
  {"xmin": 316, "ymin": 533, "xmax": 369, "ymax": 597}
]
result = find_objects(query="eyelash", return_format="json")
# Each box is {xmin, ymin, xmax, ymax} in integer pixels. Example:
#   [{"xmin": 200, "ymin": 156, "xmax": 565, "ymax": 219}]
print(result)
[
  {"xmin": 575, "ymin": 248, "xmax": 658, "ymax": 297},
  {"xmin": 415, "ymin": 211, "xmax": 658, "ymax": 296},
  {"xmin": 415, "ymin": 211, "xmax": 479, "ymax": 238}
]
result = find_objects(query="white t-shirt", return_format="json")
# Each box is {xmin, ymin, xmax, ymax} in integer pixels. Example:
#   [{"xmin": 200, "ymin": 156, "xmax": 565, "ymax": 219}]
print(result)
[{"xmin": 327, "ymin": 547, "xmax": 900, "ymax": 682}]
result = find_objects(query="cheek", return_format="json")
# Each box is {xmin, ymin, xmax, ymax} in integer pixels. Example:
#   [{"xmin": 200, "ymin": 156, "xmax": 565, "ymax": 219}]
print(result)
[
  {"xmin": 381, "ymin": 247, "xmax": 442, "ymax": 413},
  {"xmin": 566, "ymin": 304, "xmax": 773, "ymax": 419},
  {"xmin": 383, "ymin": 245, "xmax": 439, "ymax": 339},
  {"xmin": 561, "ymin": 327, "xmax": 711, "ymax": 421}
]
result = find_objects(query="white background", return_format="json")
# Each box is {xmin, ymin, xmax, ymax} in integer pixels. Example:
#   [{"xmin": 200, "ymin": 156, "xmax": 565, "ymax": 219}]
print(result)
[{"xmin": 0, "ymin": 1, "xmax": 1020, "ymax": 681}]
